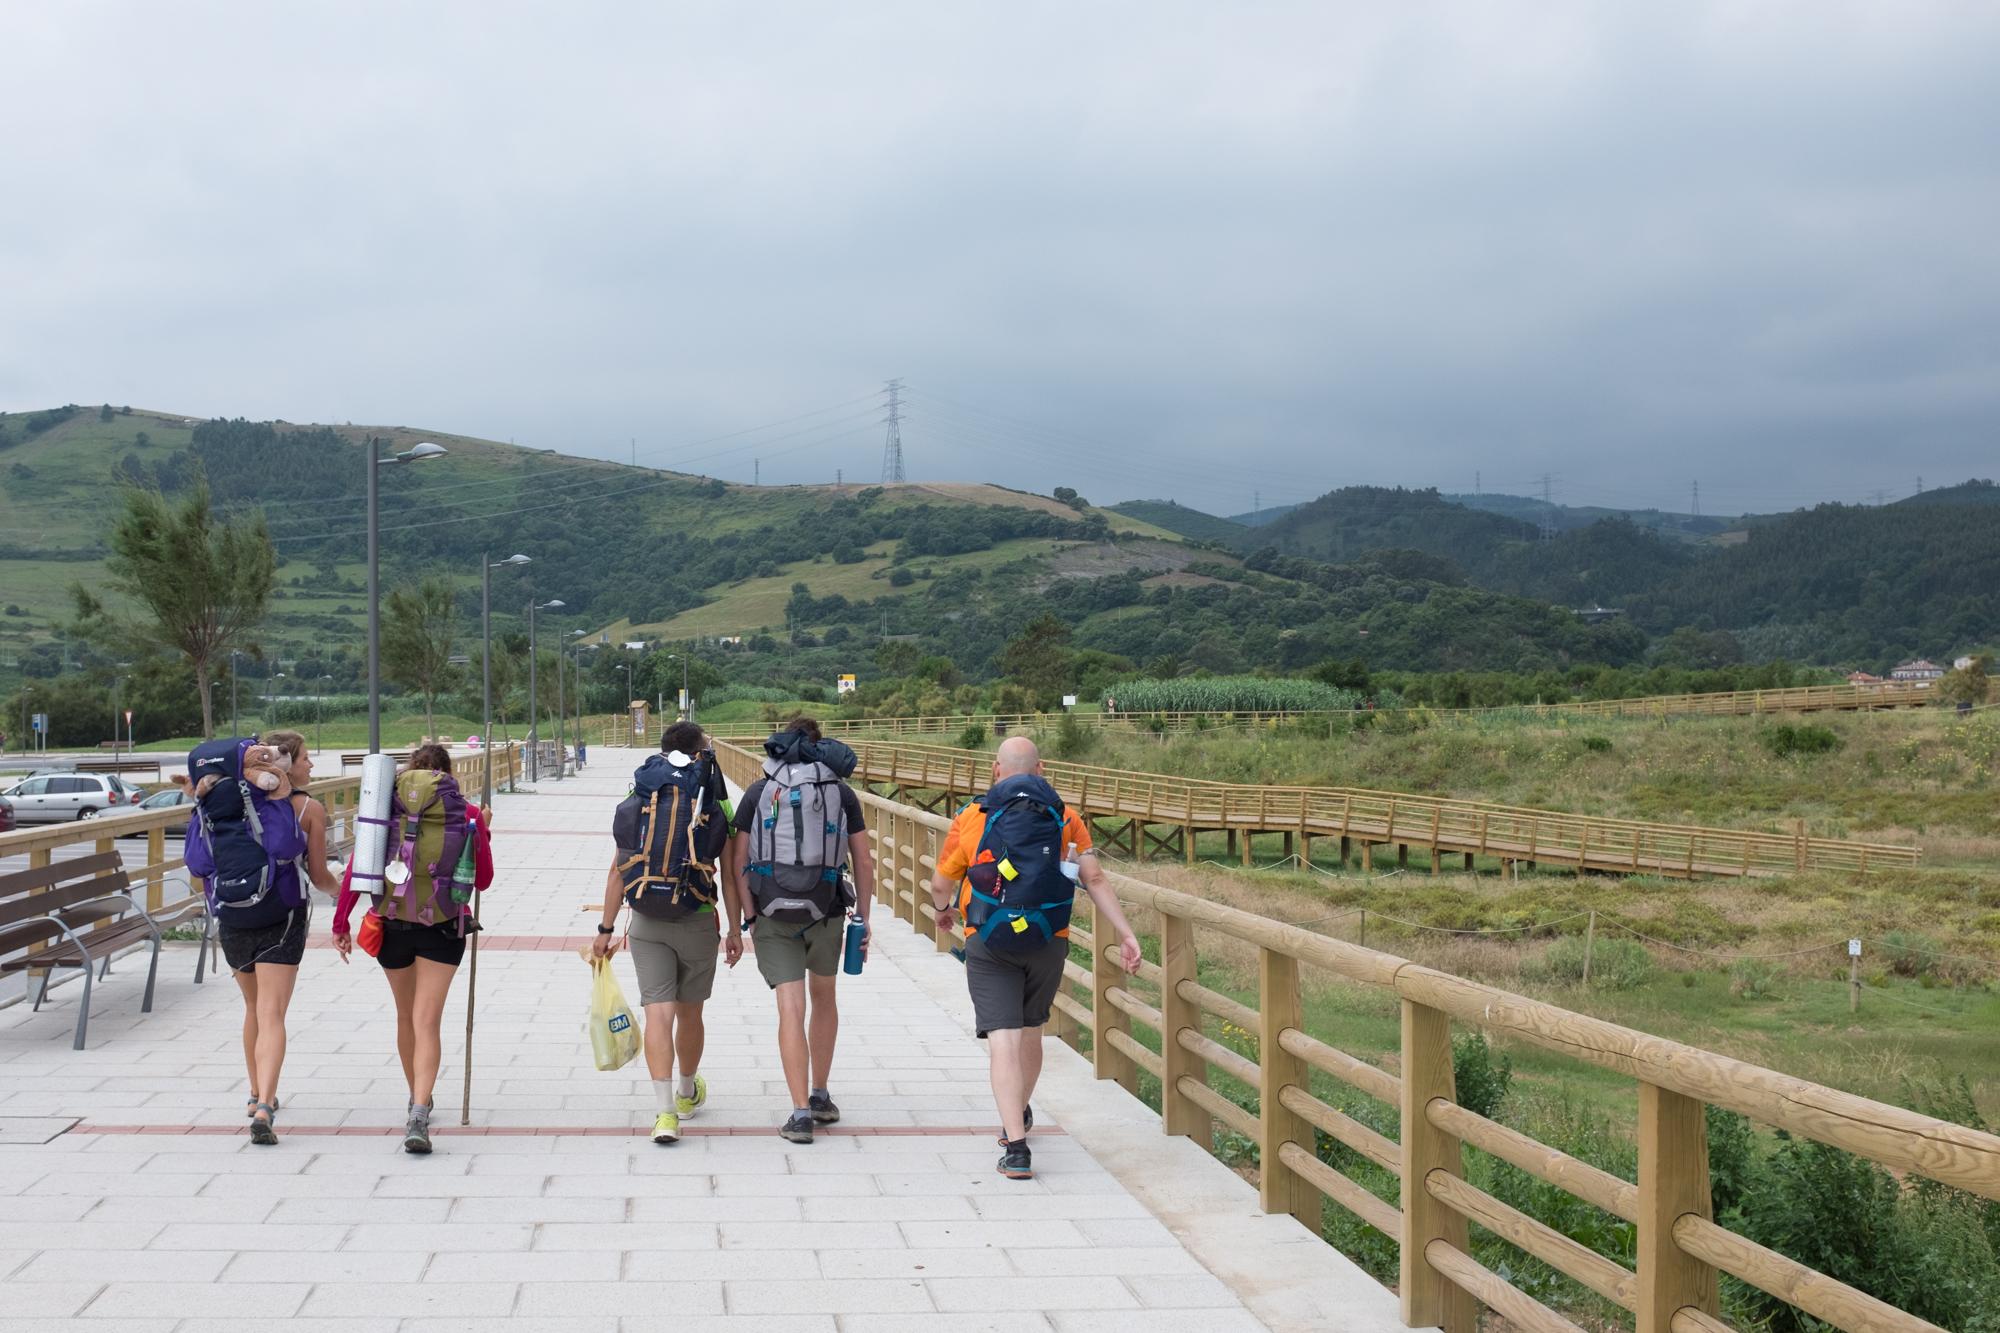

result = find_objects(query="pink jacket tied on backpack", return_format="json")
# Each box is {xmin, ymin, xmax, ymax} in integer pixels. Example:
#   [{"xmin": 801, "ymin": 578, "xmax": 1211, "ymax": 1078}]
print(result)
[{"xmin": 335, "ymin": 802, "xmax": 492, "ymax": 937}]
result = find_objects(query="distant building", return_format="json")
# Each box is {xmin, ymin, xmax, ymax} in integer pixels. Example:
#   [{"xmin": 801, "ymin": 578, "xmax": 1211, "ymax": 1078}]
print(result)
[
  {"xmin": 1890, "ymin": 659, "xmax": 1945, "ymax": 682},
  {"xmin": 1847, "ymin": 671, "xmax": 1884, "ymax": 685},
  {"xmin": 1572, "ymin": 605, "xmax": 1626, "ymax": 624},
  {"xmin": 1954, "ymin": 655, "xmax": 1977, "ymax": 671}
]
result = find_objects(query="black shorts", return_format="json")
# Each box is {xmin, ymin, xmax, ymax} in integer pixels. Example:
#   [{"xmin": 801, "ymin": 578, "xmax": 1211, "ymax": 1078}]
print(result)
[
  {"xmin": 220, "ymin": 907, "xmax": 310, "ymax": 973},
  {"xmin": 378, "ymin": 919, "xmax": 468, "ymax": 971},
  {"xmin": 964, "ymin": 936, "xmax": 1069, "ymax": 1038}
]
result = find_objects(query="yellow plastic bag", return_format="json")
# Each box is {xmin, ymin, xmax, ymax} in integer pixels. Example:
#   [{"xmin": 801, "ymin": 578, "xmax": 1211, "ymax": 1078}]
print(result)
[{"xmin": 585, "ymin": 957, "xmax": 639, "ymax": 1072}]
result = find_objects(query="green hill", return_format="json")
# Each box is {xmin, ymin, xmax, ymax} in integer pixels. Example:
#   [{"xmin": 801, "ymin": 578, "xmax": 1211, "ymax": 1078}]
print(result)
[{"xmin": 1107, "ymin": 499, "xmax": 1246, "ymax": 545}]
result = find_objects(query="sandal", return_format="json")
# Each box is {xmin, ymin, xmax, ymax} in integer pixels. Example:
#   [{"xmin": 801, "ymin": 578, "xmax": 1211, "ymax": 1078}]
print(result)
[
  {"xmin": 246, "ymin": 1095, "xmax": 280, "ymax": 1118},
  {"xmin": 248, "ymin": 1101, "xmax": 279, "ymax": 1146}
]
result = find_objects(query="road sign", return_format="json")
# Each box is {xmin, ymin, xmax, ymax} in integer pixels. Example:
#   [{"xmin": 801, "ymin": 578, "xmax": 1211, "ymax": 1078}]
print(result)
[
  {"xmin": 31, "ymin": 713, "xmax": 47, "ymax": 733},
  {"xmin": 124, "ymin": 709, "xmax": 133, "ymax": 725},
  {"xmin": 836, "ymin": 674, "xmax": 857, "ymax": 695}
]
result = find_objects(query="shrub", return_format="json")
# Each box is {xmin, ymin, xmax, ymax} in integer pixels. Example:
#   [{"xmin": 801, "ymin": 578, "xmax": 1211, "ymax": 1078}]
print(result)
[
  {"xmin": 1051, "ymin": 710, "xmax": 1093, "ymax": 760},
  {"xmin": 1581, "ymin": 734, "xmax": 1613, "ymax": 753},
  {"xmin": 1452, "ymin": 1033, "xmax": 1512, "ymax": 1119},
  {"xmin": 888, "ymin": 566, "xmax": 915, "ymax": 587},
  {"xmin": 1102, "ymin": 675, "xmax": 1363, "ymax": 713},
  {"xmin": 1729, "ymin": 958, "xmax": 1779, "ymax": 1000},
  {"xmin": 1876, "ymin": 930, "xmax": 1942, "ymax": 979},
  {"xmin": 957, "ymin": 723, "xmax": 989, "ymax": 750},
  {"xmin": 699, "ymin": 683, "xmax": 798, "ymax": 708},
  {"xmin": 1525, "ymin": 935, "xmax": 1653, "ymax": 990},
  {"xmin": 1760, "ymin": 722, "xmax": 1843, "ymax": 758}
]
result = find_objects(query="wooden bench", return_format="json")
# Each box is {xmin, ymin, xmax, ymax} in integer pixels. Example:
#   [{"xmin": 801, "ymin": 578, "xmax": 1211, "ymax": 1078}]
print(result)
[
  {"xmin": 0, "ymin": 852, "xmax": 208, "ymax": 1050},
  {"xmin": 72, "ymin": 758, "xmax": 165, "ymax": 779}
]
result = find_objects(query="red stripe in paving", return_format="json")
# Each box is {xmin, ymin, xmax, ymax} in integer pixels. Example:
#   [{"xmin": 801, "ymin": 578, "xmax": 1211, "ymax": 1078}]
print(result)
[{"xmin": 71, "ymin": 1122, "xmax": 1063, "ymax": 1138}]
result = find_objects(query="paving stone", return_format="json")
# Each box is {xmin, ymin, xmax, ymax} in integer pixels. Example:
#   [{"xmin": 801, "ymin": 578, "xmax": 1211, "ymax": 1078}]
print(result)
[
  {"xmin": 931, "ymin": 1276, "xmax": 1139, "ymax": 1312},
  {"xmin": 723, "ymin": 1277, "xmax": 935, "ymax": 1315},
  {"xmin": 86, "ymin": 1280, "xmax": 311, "ymax": 1317}
]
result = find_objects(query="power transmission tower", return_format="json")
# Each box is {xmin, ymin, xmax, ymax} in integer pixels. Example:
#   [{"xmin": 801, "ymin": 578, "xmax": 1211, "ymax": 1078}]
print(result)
[
  {"xmin": 1253, "ymin": 489, "xmax": 1261, "ymax": 517},
  {"xmin": 836, "ymin": 468, "xmax": 843, "ymax": 487},
  {"xmin": 1475, "ymin": 470, "xmax": 1481, "ymax": 496},
  {"xmin": 754, "ymin": 459, "xmax": 760, "ymax": 486},
  {"xmin": 1691, "ymin": 480, "xmax": 1700, "ymax": 518},
  {"xmin": 879, "ymin": 378, "xmax": 905, "ymax": 483},
  {"xmin": 1539, "ymin": 473, "xmax": 1557, "ymax": 543},
  {"xmin": 1872, "ymin": 488, "xmax": 1887, "ymax": 506},
  {"xmin": 1916, "ymin": 476, "xmax": 1924, "ymax": 494}
]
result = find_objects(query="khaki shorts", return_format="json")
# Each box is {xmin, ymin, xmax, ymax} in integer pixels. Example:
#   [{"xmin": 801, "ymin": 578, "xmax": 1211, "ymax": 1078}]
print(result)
[
  {"xmin": 628, "ymin": 910, "xmax": 720, "ymax": 1006},
  {"xmin": 752, "ymin": 915, "xmax": 843, "ymax": 989}
]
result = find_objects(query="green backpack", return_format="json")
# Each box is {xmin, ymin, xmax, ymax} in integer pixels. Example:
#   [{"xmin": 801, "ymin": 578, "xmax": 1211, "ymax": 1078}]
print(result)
[{"xmin": 383, "ymin": 769, "xmax": 471, "ymax": 927}]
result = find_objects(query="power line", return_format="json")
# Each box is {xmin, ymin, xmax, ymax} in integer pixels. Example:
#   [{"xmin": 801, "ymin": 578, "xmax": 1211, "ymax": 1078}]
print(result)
[{"xmin": 879, "ymin": 378, "xmax": 905, "ymax": 483}]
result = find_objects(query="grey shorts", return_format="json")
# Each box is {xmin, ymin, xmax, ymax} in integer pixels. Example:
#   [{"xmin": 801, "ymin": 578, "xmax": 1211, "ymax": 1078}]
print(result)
[
  {"xmin": 965, "ymin": 936, "xmax": 1068, "ymax": 1037},
  {"xmin": 752, "ymin": 915, "xmax": 843, "ymax": 989},
  {"xmin": 627, "ymin": 910, "xmax": 720, "ymax": 1006}
]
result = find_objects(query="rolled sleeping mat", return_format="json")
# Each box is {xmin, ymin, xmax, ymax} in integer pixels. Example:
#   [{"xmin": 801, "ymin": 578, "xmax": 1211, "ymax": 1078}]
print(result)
[{"xmin": 351, "ymin": 752, "xmax": 398, "ymax": 891}]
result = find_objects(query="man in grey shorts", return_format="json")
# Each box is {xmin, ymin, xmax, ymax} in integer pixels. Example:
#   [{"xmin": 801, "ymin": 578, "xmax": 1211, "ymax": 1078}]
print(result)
[{"xmin": 593, "ymin": 721, "xmax": 741, "ymax": 1143}]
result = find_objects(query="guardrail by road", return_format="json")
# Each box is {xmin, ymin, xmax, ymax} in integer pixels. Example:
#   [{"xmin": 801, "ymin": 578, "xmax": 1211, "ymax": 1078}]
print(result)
[{"xmin": 714, "ymin": 739, "xmax": 1993, "ymax": 1333}]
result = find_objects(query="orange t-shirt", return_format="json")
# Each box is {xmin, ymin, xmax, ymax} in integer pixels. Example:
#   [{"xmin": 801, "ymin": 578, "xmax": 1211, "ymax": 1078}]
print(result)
[{"xmin": 936, "ymin": 799, "xmax": 1093, "ymax": 938}]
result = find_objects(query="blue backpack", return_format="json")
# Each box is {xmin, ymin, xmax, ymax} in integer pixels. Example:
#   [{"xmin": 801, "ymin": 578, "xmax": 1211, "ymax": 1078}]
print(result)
[
  {"xmin": 962, "ymin": 774, "xmax": 1078, "ymax": 953},
  {"xmin": 187, "ymin": 738, "xmax": 306, "ymax": 917}
]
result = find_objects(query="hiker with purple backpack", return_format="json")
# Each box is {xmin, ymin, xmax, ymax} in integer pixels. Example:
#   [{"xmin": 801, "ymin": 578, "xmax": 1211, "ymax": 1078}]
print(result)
[
  {"xmin": 183, "ymin": 733, "xmax": 322, "ymax": 1145},
  {"xmin": 331, "ymin": 743, "xmax": 492, "ymax": 1152}
]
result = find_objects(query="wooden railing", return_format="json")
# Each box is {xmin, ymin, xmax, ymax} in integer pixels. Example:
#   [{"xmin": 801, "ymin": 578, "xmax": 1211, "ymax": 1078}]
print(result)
[
  {"xmin": 1551, "ymin": 680, "xmax": 1957, "ymax": 719},
  {"xmin": 786, "ymin": 738, "xmax": 1919, "ymax": 879},
  {"xmin": 714, "ymin": 740, "xmax": 1997, "ymax": 1333}
]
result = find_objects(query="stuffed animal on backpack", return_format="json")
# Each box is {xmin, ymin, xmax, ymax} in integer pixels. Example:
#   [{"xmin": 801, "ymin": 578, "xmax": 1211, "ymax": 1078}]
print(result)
[{"xmin": 241, "ymin": 745, "xmax": 294, "ymax": 799}]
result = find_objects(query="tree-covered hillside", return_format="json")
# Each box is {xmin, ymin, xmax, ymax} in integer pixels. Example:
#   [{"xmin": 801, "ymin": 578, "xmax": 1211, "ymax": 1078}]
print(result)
[{"xmin": 1107, "ymin": 499, "xmax": 1246, "ymax": 545}]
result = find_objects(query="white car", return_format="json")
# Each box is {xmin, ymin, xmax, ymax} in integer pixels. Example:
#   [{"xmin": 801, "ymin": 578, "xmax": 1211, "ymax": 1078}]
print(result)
[{"xmin": 1, "ymin": 772, "xmax": 145, "ymax": 823}]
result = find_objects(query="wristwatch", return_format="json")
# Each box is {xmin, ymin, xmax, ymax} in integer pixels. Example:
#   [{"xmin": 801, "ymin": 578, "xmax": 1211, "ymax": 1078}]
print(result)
[{"xmin": 596, "ymin": 923, "xmax": 615, "ymax": 936}]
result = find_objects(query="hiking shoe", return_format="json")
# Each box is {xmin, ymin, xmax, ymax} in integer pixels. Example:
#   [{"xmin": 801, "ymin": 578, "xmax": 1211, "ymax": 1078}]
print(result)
[
  {"xmin": 403, "ymin": 1104, "xmax": 433, "ymax": 1155},
  {"xmin": 779, "ymin": 1110, "xmax": 816, "ymax": 1144},
  {"xmin": 997, "ymin": 1102, "xmax": 1035, "ymax": 1146},
  {"xmin": 998, "ymin": 1138, "xmax": 1033, "ymax": 1180},
  {"xmin": 675, "ymin": 1075, "xmax": 707, "ymax": 1119},
  {"xmin": 808, "ymin": 1090, "xmax": 840, "ymax": 1124},
  {"xmin": 651, "ymin": 1111, "xmax": 681, "ymax": 1145}
]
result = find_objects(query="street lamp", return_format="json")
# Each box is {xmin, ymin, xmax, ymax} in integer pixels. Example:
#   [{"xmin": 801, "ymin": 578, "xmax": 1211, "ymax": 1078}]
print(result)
[
  {"xmin": 367, "ymin": 439, "xmax": 449, "ymax": 753},
  {"xmin": 481, "ymin": 553, "xmax": 531, "ymax": 812},
  {"xmin": 230, "ymin": 649, "xmax": 241, "ymax": 734},
  {"xmin": 527, "ymin": 598, "xmax": 564, "ymax": 783},
  {"xmin": 269, "ymin": 672, "xmax": 285, "ymax": 724},
  {"xmin": 568, "ymin": 631, "xmax": 587, "ymax": 759},
  {"xmin": 622, "ymin": 661, "xmax": 634, "ymax": 739},
  {"xmin": 667, "ymin": 651, "xmax": 693, "ymax": 721}
]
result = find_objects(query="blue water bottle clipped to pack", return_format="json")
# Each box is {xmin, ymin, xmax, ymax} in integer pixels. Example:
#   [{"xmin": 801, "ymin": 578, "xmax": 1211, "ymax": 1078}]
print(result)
[{"xmin": 843, "ymin": 910, "xmax": 868, "ymax": 975}]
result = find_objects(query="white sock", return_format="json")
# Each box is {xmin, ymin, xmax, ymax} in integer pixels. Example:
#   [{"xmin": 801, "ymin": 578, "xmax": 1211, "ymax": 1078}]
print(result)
[
  {"xmin": 652, "ymin": 1080, "xmax": 674, "ymax": 1113},
  {"xmin": 675, "ymin": 1076, "xmax": 696, "ymax": 1098}
]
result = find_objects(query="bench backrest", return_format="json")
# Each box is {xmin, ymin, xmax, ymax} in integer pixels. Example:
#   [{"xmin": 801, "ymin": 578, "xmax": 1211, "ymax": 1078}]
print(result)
[{"xmin": 0, "ymin": 853, "xmax": 133, "ymax": 925}]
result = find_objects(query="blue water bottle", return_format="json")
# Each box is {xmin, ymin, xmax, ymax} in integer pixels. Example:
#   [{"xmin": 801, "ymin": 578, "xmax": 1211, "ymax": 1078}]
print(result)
[{"xmin": 843, "ymin": 912, "xmax": 868, "ymax": 975}]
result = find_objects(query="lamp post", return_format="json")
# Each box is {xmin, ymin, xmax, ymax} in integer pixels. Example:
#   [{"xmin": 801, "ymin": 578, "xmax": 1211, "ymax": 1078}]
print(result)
[
  {"xmin": 230, "ymin": 649, "xmax": 240, "ymax": 734},
  {"xmin": 552, "ymin": 626, "xmax": 566, "ymax": 782},
  {"xmin": 622, "ymin": 661, "xmax": 634, "ymax": 740},
  {"xmin": 367, "ymin": 439, "xmax": 450, "ymax": 753},
  {"xmin": 481, "ymin": 554, "xmax": 531, "ymax": 812},
  {"xmin": 527, "ymin": 599, "xmax": 564, "ymax": 782},
  {"xmin": 667, "ymin": 651, "xmax": 692, "ymax": 721},
  {"xmin": 315, "ymin": 674, "xmax": 332, "ymax": 756},
  {"xmin": 569, "ymin": 631, "xmax": 586, "ymax": 757},
  {"xmin": 269, "ymin": 672, "xmax": 284, "ymax": 726}
]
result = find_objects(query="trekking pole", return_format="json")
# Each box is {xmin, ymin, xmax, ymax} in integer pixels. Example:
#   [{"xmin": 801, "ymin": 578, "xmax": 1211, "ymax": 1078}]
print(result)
[{"xmin": 462, "ymin": 891, "xmax": 481, "ymax": 1125}]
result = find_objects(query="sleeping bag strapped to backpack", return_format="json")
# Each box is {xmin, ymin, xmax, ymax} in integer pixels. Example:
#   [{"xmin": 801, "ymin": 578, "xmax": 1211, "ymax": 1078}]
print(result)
[
  {"xmin": 961, "ymin": 773, "xmax": 1078, "ymax": 953},
  {"xmin": 187, "ymin": 737, "xmax": 308, "ymax": 922},
  {"xmin": 380, "ymin": 768, "xmax": 470, "ymax": 931},
  {"xmin": 746, "ymin": 729, "xmax": 855, "ymax": 926},
  {"xmin": 613, "ymin": 750, "xmax": 727, "ymax": 920}
]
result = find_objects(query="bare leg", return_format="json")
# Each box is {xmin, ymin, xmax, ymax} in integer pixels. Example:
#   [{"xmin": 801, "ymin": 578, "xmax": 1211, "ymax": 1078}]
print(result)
[
  {"xmin": 675, "ymin": 1002, "xmax": 705, "ymax": 1080},
  {"xmin": 774, "ymin": 980, "xmax": 809, "ymax": 1107},
  {"xmin": 1020, "ymin": 1023, "xmax": 1046, "ymax": 1110},
  {"xmin": 987, "ymin": 1027, "xmax": 1029, "ymax": 1142},
  {"xmin": 643, "ymin": 1001, "xmax": 679, "ymax": 1082},
  {"xmin": 232, "ymin": 970, "xmax": 260, "ymax": 1099},
  {"xmin": 383, "ymin": 965, "xmax": 419, "ymax": 1097},
  {"xmin": 806, "ymin": 972, "xmax": 839, "ymax": 1090},
  {"xmin": 249, "ymin": 964, "xmax": 299, "ymax": 1107},
  {"xmin": 407, "ymin": 957, "xmax": 458, "ymax": 1107}
]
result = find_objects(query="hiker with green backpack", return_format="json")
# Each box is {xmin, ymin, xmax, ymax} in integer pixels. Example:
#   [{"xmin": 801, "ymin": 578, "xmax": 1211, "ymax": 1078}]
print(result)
[
  {"xmin": 725, "ymin": 716, "xmax": 874, "ymax": 1144},
  {"xmin": 331, "ymin": 743, "xmax": 493, "ymax": 1153},
  {"xmin": 592, "ymin": 721, "xmax": 738, "ymax": 1144}
]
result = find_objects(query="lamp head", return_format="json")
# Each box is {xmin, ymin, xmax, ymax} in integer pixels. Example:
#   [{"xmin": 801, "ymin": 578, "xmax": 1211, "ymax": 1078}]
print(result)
[
  {"xmin": 495, "ymin": 553, "xmax": 531, "ymax": 567},
  {"xmin": 397, "ymin": 441, "xmax": 449, "ymax": 463},
  {"xmin": 540, "ymin": 599, "xmax": 565, "ymax": 610}
]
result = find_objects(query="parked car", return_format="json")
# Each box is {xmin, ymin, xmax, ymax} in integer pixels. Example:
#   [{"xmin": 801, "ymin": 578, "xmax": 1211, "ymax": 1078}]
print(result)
[
  {"xmin": 0, "ymin": 793, "xmax": 13, "ymax": 834},
  {"xmin": 124, "ymin": 786, "xmax": 194, "ymax": 837},
  {"xmin": 0, "ymin": 772, "xmax": 145, "ymax": 823}
]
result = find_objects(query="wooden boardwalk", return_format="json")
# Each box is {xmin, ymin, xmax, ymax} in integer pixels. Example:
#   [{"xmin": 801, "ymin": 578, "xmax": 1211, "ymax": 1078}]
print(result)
[{"xmin": 822, "ymin": 740, "xmax": 1918, "ymax": 880}]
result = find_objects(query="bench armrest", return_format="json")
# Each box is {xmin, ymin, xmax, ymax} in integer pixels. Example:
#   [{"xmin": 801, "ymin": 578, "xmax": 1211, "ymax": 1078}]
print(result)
[{"xmin": 0, "ymin": 912, "xmax": 101, "ymax": 967}]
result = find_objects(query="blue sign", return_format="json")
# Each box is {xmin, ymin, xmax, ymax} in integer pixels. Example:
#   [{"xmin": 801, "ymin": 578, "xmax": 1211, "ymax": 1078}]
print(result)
[{"xmin": 30, "ymin": 712, "xmax": 47, "ymax": 733}]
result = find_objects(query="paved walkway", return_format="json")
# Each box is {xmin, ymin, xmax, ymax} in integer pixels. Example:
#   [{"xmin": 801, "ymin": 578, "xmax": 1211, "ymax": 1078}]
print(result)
[{"xmin": 0, "ymin": 760, "xmax": 1406, "ymax": 1332}]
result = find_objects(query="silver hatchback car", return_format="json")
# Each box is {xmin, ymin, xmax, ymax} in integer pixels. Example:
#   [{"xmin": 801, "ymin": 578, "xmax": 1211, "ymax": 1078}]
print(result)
[{"xmin": 1, "ymin": 772, "xmax": 145, "ymax": 823}]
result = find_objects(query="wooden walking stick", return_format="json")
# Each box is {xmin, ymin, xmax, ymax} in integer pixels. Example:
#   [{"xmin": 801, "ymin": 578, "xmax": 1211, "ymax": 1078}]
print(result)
[{"xmin": 461, "ymin": 888, "xmax": 480, "ymax": 1125}]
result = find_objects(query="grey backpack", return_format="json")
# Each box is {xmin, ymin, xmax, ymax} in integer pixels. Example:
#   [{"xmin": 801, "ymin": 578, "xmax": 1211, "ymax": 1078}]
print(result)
[{"xmin": 746, "ymin": 759, "xmax": 848, "ymax": 924}]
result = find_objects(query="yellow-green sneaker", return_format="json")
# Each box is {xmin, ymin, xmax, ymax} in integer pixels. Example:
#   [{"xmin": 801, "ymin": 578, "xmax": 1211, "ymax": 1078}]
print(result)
[
  {"xmin": 650, "ymin": 1111, "xmax": 680, "ymax": 1144},
  {"xmin": 675, "ymin": 1075, "xmax": 708, "ymax": 1119}
]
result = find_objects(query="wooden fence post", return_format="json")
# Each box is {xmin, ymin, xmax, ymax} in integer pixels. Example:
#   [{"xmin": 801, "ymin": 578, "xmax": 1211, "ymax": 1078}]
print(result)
[
  {"xmin": 1160, "ymin": 913, "xmax": 1207, "ymax": 1139},
  {"xmin": 1259, "ymin": 946, "xmax": 1314, "ymax": 1225},
  {"xmin": 1401, "ymin": 1000, "xmax": 1476, "ymax": 1333},
  {"xmin": 1637, "ymin": 1084, "xmax": 1719, "ymax": 1333},
  {"xmin": 146, "ymin": 825, "xmax": 165, "ymax": 911},
  {"xmin": 1092, "ymin": 919, "xmax": 1138, "ymax": 1097}
]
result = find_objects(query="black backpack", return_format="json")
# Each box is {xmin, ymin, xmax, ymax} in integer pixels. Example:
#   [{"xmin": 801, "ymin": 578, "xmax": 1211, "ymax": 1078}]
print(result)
[
  {"xmin": 612, "ymin": 752, "xmax": 725, "ymax": 920},
  {"xmin": 962, "ymin": 773, "xmax": 1078, "ymax": 953}
]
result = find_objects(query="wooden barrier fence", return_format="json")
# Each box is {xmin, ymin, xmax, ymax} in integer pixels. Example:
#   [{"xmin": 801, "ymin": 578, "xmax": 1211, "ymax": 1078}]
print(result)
[
  {"xmin": 753, "ymin": 738, "xmax": 1917, "ymax": 880},
  {"xmin": 714, "ymin": 740, "xmax": 1997, "ymax": 1333}
]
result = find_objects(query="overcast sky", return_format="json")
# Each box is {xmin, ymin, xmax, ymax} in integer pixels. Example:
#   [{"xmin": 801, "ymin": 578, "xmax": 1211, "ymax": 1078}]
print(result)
[{"xmin": 3, "ymin": 2, "xmax": 1995, "ymax": 516}]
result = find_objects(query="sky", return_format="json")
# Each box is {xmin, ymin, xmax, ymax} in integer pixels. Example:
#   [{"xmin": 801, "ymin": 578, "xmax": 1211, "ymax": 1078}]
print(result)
[{"xmin": 3, "ymin": 2, "xmax": 1996, "ymax": 517}]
